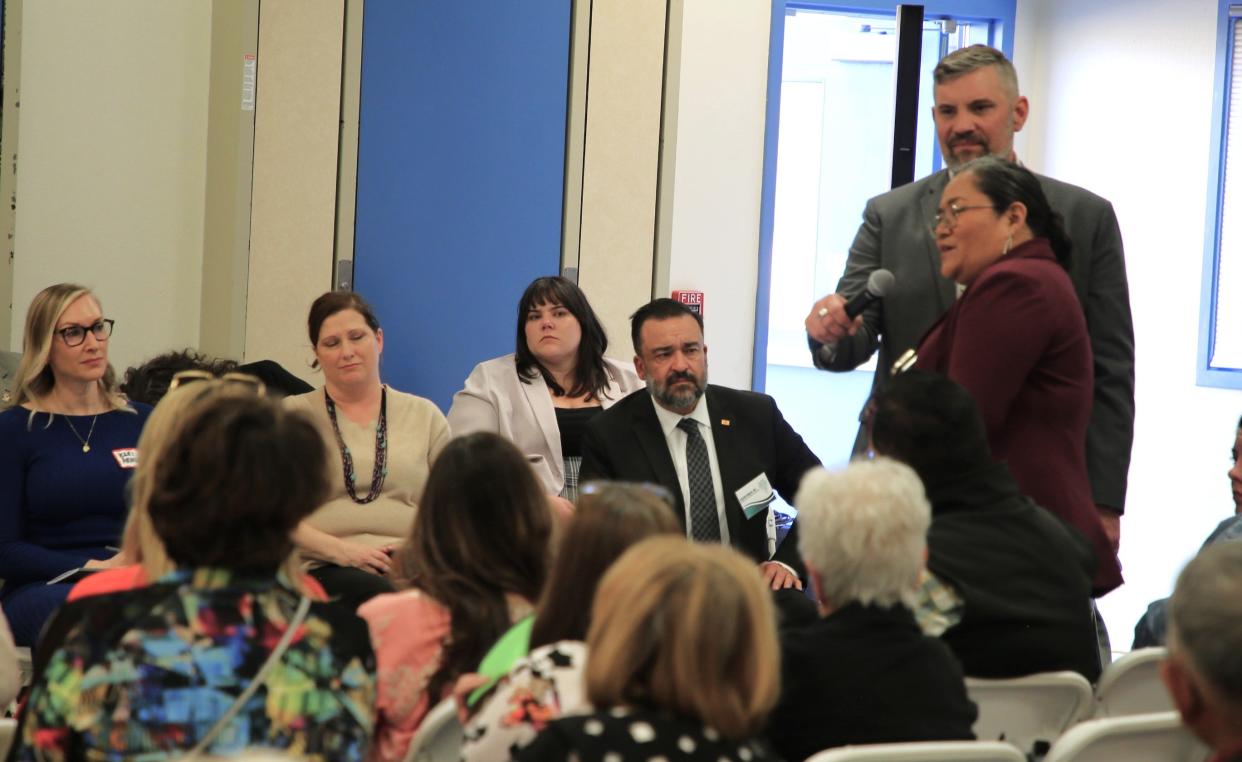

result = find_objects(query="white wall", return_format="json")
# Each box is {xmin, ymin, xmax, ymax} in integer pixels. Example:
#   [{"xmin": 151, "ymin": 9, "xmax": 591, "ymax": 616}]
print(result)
[
  {"xmin": 1016, "ymin": 0, "xmax": 1241, "ymax": 646},
  {"xmin": 658, "ymin": 0, "xmax": 771, "ymax": 388},
  {"xmin": 10, "ymin": 1, "xmax": 211, "ymax": 373}
]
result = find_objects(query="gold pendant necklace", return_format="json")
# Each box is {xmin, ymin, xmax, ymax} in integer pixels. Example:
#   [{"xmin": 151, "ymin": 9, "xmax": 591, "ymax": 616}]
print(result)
[{"xmin": 64, "ymin": 414, "xmax": 99, "ymax": 453}]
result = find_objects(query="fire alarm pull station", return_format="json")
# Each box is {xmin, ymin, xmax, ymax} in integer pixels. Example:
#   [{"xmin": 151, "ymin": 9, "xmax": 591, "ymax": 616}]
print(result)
[{"xmin": 672, "ymin": 290, "xmax": 704, "ymax": 317}]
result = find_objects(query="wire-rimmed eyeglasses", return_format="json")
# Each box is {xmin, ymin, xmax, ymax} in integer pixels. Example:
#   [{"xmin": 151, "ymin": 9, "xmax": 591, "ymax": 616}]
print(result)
[
  {"xmin": 56, "ymin": 319, "xmax": 114, "ymax": 347},
  {"xmin": 930, "ymin": 203, "xmax": 996, "ymax": 233}
]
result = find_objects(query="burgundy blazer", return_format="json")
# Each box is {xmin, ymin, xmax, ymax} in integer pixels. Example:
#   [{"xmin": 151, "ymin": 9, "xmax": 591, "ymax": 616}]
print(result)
[{"xmin": 916, "ymin": 238, "xmax": 1121, "ymax": 594}]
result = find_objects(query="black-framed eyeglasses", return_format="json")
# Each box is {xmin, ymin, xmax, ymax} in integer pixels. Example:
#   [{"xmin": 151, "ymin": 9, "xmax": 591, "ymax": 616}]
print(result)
[
  {"xmin": 930, "ymin": 203, "xmax": 996, "ymax": 232},
  {"xmin": 57, "ymin": 319, "xmax": 114, "ymax": 347},
  {"xmin": 168, "ymin": 369, "xmax": 267, "ymax": 396}
]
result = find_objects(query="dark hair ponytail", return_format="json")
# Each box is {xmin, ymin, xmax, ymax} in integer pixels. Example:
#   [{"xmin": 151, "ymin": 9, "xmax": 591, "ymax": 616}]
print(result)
[{"xmin": 961, "ymin": 155, "xmax": 1073, "ymax": 271}]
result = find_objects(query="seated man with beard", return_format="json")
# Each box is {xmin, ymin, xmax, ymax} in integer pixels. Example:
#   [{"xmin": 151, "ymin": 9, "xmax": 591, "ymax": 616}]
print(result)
[{"xmin": 581, "ymin": 298, "xmax": 821, "ymax": 590}]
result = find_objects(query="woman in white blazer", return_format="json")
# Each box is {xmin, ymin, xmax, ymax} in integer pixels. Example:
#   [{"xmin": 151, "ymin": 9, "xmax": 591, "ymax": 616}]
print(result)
[{"xmin": 448, "ymin": 276, "xmax": 642, "ymax": 501}]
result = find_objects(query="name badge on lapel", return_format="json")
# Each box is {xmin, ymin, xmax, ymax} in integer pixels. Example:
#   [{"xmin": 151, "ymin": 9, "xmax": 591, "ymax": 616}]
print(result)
[
  {"xmin": 735, "ymin": 472, "xmax": 775, "ymax": 520},
  {"xmin": 112, "ymin": 448, "xmax": 138, "ymax": 469}
]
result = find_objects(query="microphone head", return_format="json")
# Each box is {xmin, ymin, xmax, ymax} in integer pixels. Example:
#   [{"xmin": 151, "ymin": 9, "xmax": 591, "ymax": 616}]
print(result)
[{"xmin": 867, "ymin": 269, "xmax": 896, "ymax": 298}]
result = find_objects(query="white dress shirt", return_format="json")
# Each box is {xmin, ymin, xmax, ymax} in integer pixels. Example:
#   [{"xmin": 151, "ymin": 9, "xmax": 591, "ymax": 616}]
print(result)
[{"xmin": 649, "ymin": 395, "xmax": 729, "ymax": 544}]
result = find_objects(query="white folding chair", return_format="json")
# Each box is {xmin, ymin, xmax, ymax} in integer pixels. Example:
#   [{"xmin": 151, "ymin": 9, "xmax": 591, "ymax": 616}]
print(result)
[
  {"xmin": 805, "ymin": 740, "xmax": 1026, "ymax": 761},
  {"xmin": 966, "ymin": 671, "xmax": 1094, "ymax": 756},
  {"xmin": 1043, "ymin": 711, "xmax": 1210, "ymax": 762},
  {"xmin": 402, "ymin": 697, "xmax": 462, "ymax": 762},
  {"xmin": 0, "ymin": 718, "xmax": 17, "ymax": 760},
  {"xmin": 17, "ymin": 647, "xmax": 32, "ymax": 687},
  {"xmin": 1094, "ymin": 647, "xmax": 1172, "ymax": 717}
]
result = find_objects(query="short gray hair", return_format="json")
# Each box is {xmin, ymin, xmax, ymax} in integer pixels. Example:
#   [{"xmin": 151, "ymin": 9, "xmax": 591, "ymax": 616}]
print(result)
[
  {"xmin": 795, "ymin": 458, "xmax": 930, "ymax": 610},
  {"xmin": 1168, "ymin": 542, "xmax": 1242, "ymax": 703},
  {"xmin": 933, "ymin": 45, "xmax": 1019, "ymax": 101}
]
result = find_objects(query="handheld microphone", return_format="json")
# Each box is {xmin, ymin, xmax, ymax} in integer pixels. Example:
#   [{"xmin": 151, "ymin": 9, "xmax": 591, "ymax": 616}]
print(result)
[{"xmin": 843, "ymin": 269, "xmax": 895, "ymax": 319}]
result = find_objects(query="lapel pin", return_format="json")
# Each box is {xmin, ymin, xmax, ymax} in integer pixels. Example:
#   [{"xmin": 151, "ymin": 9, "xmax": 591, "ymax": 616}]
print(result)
[{"xmin": 721, "ymin": 419, "xmax": 731, "ymax": 427}]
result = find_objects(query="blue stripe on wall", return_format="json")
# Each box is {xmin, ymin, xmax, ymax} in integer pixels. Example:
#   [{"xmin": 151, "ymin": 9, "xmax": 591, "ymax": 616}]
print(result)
[{"xmin": 354, "ymin": 2, "xmax": 571, "ymax": 411}]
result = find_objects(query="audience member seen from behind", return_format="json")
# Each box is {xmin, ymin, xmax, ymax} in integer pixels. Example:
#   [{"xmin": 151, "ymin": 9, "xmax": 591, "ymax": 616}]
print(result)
[
  {"xmin": 517, "ymin": 537, "xmax": 782, "ymax": 762},
  {"xmin": 0, "ymin": 283, "xmax": 151, "ymax": 648},
  {"xmin": 285, "ymin": 291, "xmax": 451, "ymax": 610},
  {"xmin": 448, "ymin": 276, "xmax": 642, "ymax": 503},
  {"xmin": 914, "ymin": 156, "xmax": 1120, "ymax": 595},
  {"xmin": 461, "ymin": 482, "xmax": 682, "ymax": 761},
  {"xmin": 766, "ymin": 459, "xmax": 976, "ymax": 761},
  {"xmin": 119, "ymin": 348, "xmax": 312, "ymax": 406},
  {"xmin": 1133, "ymin": 413, "xmax": 1242, "ymax": 648},
  {"xmin": 17, "ymin": 392, "xmax": 377, "ymax": 761},
  {"xmin": 62, "ymin": 374, "xmax": 324, "ymax": 604},
  {"xmin": 869, "ymin": 369, "xmax": 1100, "ymax": 680},
  {"xmin": 1161, "ymin": 542, "xmax": 1242, "ymax": 759},
  {"xmin": 359, "ymin": 432, "xmax": 552, "ymax": 762}
]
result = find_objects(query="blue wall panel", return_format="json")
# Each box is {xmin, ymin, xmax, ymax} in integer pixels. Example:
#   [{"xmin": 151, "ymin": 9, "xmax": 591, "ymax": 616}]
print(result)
[{"xmin": 355, "ymin": 2, "xmax": 571, "ymax": 411}]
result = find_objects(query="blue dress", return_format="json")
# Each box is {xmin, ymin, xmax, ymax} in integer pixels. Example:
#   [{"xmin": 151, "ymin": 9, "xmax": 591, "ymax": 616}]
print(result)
[{"xmin": 0, "ymin": 403, "xmax": 151, "ymax": 647}]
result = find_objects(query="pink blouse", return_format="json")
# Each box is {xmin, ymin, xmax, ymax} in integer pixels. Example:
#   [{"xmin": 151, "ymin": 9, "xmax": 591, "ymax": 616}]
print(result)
[{"xmin": 358, "ymin": 589, "xmax": 453, "ymax": 762}]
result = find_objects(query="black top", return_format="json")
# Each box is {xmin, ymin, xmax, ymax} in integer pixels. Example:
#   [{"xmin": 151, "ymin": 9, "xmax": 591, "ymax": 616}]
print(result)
[
  {"xmin": 925, "ymin": 461, "xmax": 1100, "ymax": 681},
  {"xmin": 767, "ymin": 603, "xmax": 977, "ymax": 761},
  {"xmin": 554, "ymin": 405, "xmax": 602, "ymax": 458}
]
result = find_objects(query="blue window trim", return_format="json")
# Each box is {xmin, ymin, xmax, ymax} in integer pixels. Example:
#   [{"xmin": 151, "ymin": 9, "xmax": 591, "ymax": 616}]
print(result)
[
  {"xmin": 1197, "ymin": 2, "xmax": 1242, "ymax": 389},
  {"xmin": 751, "ymin": 0, "xmax": 1016, "ymax": 391}
]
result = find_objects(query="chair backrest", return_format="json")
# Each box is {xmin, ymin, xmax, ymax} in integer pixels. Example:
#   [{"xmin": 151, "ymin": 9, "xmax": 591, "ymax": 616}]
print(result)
[
  {"xmin": 1043, "ymin": 711, "xmax": 1210, "ymax": 762},
  {"xmin": 17, "ymin": 647, "xmax": 32, "ymax": 687},
  {"xmin": 805, "ymin": 740, "xmax": 1027, "ymax": 761},
  {"xmin": 0, "ymin": 718, "xmax": 17, "ymax": 760},
  {"xmin": 966, "ymin": 671, "xmax": 1095, "ymax": 756},
  {"xmin": 1094, "ymin": 647, "xmax": 1172, "ymax": 718},
  {"xmin": 402, "ymin": 698, "xmax": 462, "ymax": 762}
]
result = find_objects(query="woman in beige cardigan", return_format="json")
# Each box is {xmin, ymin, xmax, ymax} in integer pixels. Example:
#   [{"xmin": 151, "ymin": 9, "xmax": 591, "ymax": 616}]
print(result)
[
  {"xmin": 285, "ymin": 291, "xmax": 449, "ymax": 610},
  {"xmin": 448, "ymin": 276, "xmax": 641, "ymax": 502}
]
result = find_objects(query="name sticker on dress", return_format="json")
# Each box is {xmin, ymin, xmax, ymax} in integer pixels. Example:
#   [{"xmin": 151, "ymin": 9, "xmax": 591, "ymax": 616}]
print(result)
[
  {"xmin": 112, "ymin": 448, "xmax": 138, "ymax": 469},
  {"xmin": 735, "ymin": 472, "xmax": 775, "ymax": 519}
]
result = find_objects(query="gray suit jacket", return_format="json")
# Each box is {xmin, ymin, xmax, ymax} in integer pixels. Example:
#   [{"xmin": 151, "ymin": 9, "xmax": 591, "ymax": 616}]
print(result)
[{"xmin": 815, "ymin": 169, "xmax": 1135, "ymax": 511}]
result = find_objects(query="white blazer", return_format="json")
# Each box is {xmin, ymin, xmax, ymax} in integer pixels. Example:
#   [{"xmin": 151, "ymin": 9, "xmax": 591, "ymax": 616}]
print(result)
[{"xmin": 447, "ymin": 354, "xmax": 643, "ymax": 494}]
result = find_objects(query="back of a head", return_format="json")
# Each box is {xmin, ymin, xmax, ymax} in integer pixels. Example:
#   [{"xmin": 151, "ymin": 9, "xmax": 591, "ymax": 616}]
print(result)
[
  {"xmin": 795, "ymin": 459, "xmax": 931, "ymax": 610},
  {"xmin": 869, "ymin": 369, "xmax": 992, "ymax": 483},
  {"xmin": 128, "ymin": 380, "xmax": 254, "ymax": 577},
  {"xmin": 120, "ymin": 350, "xmax": 240, "ymax": 406},
  {"xmin": 396, "ymin": 432, "xmax": 551, "ymax": 601},
  {"xmin": 1168, "ymin": 542, "xmax": 1242, "ymax": 707},
  {"xmin": 585, "ymin": 537, "xmax": 779, "ymax": 741},
  {"xmin": 146, "ymin": 393, "xmax": 328, "ymax": 574},
  {"xmin": 529, "ymin": 481, "xmax": 681, "ymax": 648}
]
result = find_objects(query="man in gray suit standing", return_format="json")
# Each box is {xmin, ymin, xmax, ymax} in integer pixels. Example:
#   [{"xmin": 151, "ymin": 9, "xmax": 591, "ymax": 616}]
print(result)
[{"xmin": 805, "ymin": 45, "xmax": 1134, "ymax": 556}]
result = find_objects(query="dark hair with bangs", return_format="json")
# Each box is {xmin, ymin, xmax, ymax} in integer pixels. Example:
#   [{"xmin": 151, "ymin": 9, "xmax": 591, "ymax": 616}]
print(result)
[{"xmin": 515, "ymin": 276, "xmax": 614, "ymax": 400}]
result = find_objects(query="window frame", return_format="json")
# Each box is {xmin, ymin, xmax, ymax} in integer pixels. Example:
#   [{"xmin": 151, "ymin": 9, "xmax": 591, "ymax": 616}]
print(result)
[
  {"xmin": 752, "ymin": 0, "xmax": 1017, "ymax": 390},
  {"xmin": 1198, "ymin": 2, "xmax": 1242, "ymax": 389}
]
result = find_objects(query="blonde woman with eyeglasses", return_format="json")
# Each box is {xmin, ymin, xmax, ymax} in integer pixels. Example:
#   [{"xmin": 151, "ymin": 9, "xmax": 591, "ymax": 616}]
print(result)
[{"xmin": 0, "ymin": 283, "xmax": 151, "ymax": 647}]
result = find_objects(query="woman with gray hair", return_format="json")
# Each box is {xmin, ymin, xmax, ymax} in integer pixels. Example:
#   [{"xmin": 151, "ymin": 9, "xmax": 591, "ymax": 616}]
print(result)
[{"xmin": 764, "ymin": 458, "xmax": 976, "ymax": 761}]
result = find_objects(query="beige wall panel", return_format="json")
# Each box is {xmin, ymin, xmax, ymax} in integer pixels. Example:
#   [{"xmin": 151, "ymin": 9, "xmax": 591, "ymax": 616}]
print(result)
[
  {"xmin": 575, "ymin": 0, "xmax": 667, "ymax": 362},
  {"xmin": 246, "ymin": 0, "xmax": 343, "ymax": 382},
  {"xmin": 10, "ymin": 0, "xmax": 211, "ymax": 372},
  {"xmin": 200, "ymin": 0, "xmax": 259, "ymax": 360},
  {"xmin": 658, "ymin": 0, "xmax": 770, "ymax": 389}
]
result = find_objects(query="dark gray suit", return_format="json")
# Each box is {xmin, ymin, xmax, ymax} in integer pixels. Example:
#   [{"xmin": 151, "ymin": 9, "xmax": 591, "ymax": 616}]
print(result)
[{"xmin": 815, "ymin": 169, "xmax": 1135, "ymax": 511}]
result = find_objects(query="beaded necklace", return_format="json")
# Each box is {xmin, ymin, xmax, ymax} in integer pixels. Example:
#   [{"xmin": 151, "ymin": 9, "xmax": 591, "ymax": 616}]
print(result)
[{"xmin": 324, "ymin": 386, "xmax": 388, "ymax": 504}]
